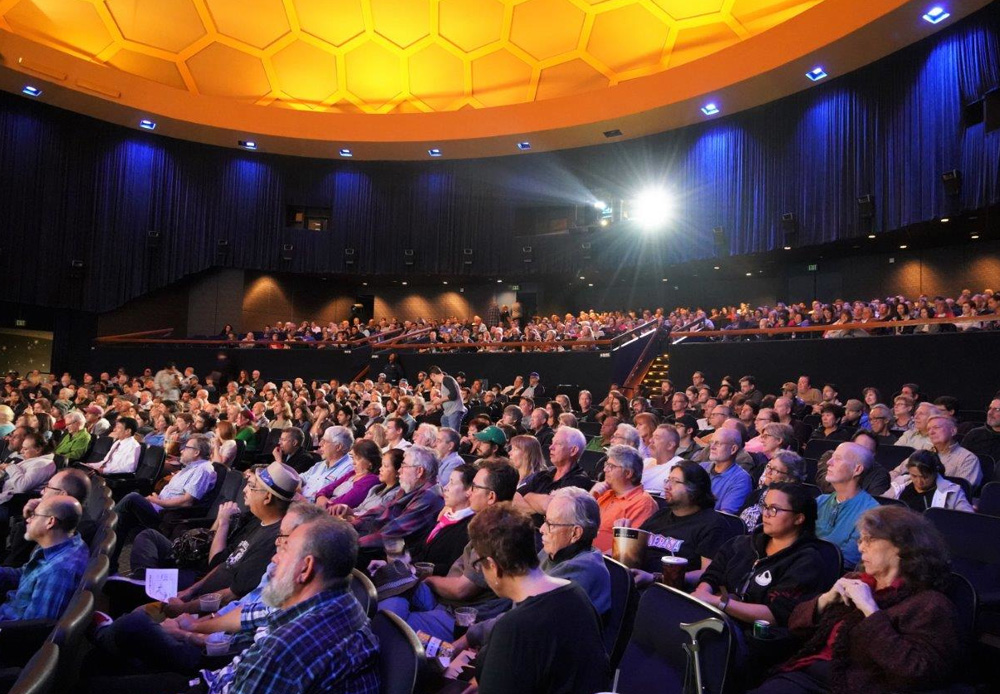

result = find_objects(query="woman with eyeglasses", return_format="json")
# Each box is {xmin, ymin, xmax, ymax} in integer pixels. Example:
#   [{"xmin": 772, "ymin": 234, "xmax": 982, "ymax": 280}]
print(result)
[
  {"xmin": 693, "ymin": 483, "xmax": 828, "ymax": 637},
  {"xmin": 739, "ymin": 448, "xmax": 807, "ymax": 531},
  {"xmin": 468, "ymin": 503, "xmax": 610, "ymax": 694}
]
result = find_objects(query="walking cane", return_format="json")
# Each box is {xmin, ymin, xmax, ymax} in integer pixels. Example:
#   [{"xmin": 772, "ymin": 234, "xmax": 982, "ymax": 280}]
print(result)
[{"xmin": 680, "ymin": 617, "xmax": 725, "ymax": 694}]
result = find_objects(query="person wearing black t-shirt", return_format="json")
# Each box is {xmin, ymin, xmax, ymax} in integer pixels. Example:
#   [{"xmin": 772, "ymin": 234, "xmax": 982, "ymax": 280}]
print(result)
[
  {"xmin": 471, "ymin": 504, "xmax": 609, "ymax": 694},
  {"xmin": 632, "ymin": 460, "xmax": 730, "ymax": 587},
  {"xmin": 514, "ymin": 427, "xmax": 593, "ymax": 526}
]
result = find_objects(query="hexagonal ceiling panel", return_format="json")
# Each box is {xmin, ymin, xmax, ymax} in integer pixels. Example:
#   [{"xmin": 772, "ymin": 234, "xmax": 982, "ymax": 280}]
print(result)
[{"xmin": 0, "ymin": 0, "xmax": 824, "ymax": 112}]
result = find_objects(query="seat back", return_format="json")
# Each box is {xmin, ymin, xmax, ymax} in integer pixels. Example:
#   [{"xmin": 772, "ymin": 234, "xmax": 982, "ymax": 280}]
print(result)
[
  {"xmin": 944, "ymin": 571, "xmax": 977, "ymax": 645},
  {"xmin": 371, "ymin": 610, "xmax": 424, "ymax": 694},
  {"xmin": 350, "ymin": 569, "xmax": 378, "ymax": 619},
  {"xmin": 602, "ymin": 556, "xmax": 636, "ymax": 670},
  {"xmin": 714, "ymin": 512, "xmax": 747, "ymax": 542},
  {"xmin": 616, "ymin": 584, "xmax": 735, "ymax": 694},
  {"xmin": 52, "ymin": 454, "xmax": 68, "ymax": 470},
  {"xmin": 801, "ymin": 483, "xmax": 823, "ymax": 499},
  {"xmin": 9, "ymin": 642, "xmax": 59, "ymax": 694},
  {"xmin": 813, "ymin": 539, "xmax": 844, "ymax": 589},
  {"xmin": 258, "ymin": 428, "xmax": 283, "ymax": 459},
  {"xmin": 874, "ymin": 495, "xmax": 907, "ymax": 508},
  {"xmin": 579, "ymin": 450, "xmax": 607, "ymax": 480},
  {"xmin": 80, "ymin": 554, "xmax": 110, "ymax": 594},
  {"xmin": 978, "ymin": 481, "xmax": 1000, "ymax": 517},
  {"xmin": 875, "ymin": 445, "xmax": 914, "ymax": 472},
  {"xmin": 84, "ymin": 436, "xmax": 114, "ymax": 464},
  {"xmin": 579, "ymin": 421, "xmax": 602, "ymax": 438},
  {"xmin": 50, "ymin": 590, "xmax": 94, "ymax": 692},
  {"xmin": 803, "ymin": 439, "xmax": 838, "ymax": 460},
  {"xmin": 136, "ymin": 445, "xmax": 165, "ymax": 483},
  {"xmin": 925, "ymin": 508, "xmax": 1000, "ymax": 612},
  {"xmin": 977, "ymin": 455, "xmax": 995, "ymax": 487}
]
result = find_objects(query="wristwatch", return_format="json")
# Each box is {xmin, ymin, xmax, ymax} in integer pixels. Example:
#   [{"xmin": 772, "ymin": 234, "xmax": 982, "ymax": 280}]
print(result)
[{"xmin": 717, "ymin": 595, "xmax": 730, "ymax": 612}]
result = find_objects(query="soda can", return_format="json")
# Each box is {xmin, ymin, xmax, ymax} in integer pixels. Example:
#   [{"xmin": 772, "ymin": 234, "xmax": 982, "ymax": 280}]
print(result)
[{"xmin": 753, "ymin": 619, "xmax": 771, "ymax": 639}]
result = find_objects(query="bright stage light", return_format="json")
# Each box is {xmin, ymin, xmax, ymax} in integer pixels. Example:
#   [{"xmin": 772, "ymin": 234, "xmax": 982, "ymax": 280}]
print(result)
[{"xmin": 628, "ymin": 188, "xmax": 672, "ymax": 230}]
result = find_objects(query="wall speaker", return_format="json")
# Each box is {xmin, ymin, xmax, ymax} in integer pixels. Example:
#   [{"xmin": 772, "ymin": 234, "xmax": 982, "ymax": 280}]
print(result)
[
  {"xmin": 345, "ymin": 248, "xmax": 356, "ymax": 266},
  {"xmin": 280, "ymin": 244, "xmax": 294, "ymax": 261}
]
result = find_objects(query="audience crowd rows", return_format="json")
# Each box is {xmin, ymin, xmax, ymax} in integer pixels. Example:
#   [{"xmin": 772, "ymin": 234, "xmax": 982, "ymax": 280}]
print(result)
[{"xmin": 0, "ymin": 361, "xmax": 997, "ymax": 693}]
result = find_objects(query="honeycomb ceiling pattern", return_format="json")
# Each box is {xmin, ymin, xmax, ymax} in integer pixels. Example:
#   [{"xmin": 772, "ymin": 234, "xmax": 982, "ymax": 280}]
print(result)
[{"xmin": 0, "ymin": 0, "xmax": 823, "ymax": 114}]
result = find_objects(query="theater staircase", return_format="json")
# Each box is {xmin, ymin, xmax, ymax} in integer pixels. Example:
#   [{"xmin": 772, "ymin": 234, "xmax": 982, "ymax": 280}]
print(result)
[{"xmin": 638, "ymin": 353, "xmax": 669, "ymax": 397}]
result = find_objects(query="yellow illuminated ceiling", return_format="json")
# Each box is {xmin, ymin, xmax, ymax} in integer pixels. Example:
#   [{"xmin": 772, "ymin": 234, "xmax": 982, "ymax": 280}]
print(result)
[{"xmin": 0, "ymin": 0, "xmax": 822, "ymax": 113}]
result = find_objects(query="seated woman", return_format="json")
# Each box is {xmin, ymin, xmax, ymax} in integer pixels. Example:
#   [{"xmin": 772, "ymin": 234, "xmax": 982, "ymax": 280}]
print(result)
[
  {"xmin": 211, "ymin": 420, "xmax": 238, "ymax": 468},
  {"xmin": 469, "ymin": 503, "xmax": 611, "ymax": 694},
  {"xmin": 739, "ymin": 449, "xmax": 807, "ymax": 531},
  {"xmin": 810, "ymin": 404, "xmax": 850, "ymax": 442},
  {"xmin": 409, "ymin": 463, "xmax": 477, "ymax": 576},
  {"xmin": 314, "ymin": 439, "xmax": 381, "ymax": 510},
  {"xmin": 337, "ymin": 448, "xmax": 404, "ymax": 516},
  {"xmin": 752, "ymin": 506, "xmax": 958, "ymax": 694},
  {"xmin": 882, "ymin": 450, "xmax": 973, "ymax": 513},
  {"xmin": 693, "ymin": 483, "xmax": 828, "ymax": 633},
  {"xmin": 509, "ymin": 435, "xmax": 547, "ymax": 493}
]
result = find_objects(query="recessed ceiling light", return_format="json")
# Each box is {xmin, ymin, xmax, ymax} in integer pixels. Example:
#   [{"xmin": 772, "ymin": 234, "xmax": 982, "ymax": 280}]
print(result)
[
  {"xmin": 339, "ymin": 148, "xmax": 353, "ymax": 157},
  {"xmin": 21, "ymin": 85, "xmax": 42, "ymax": 97},
  {"xmin": 579, "ymin": 276, "xmax": 585, "ymax": 280},
  {"xmin": 868, "ymin": 234, "xmax": 876, "ymax": 239},
  {"xmin": 401, "ymin": 281, "xmax": 408, "ymax": 286},
  {"xmin": 783, "ymin": 246, "xmax": 792, "ymax": 250},
  {"xmin": 517, "ymin": 142, "xmax": 531, "ymax": 150},
  {"xmin": 497, "ymin": 279, "xmax": 502, "ymax": 283},
  {"xmin": 138, "ymin": 119, "xmax": 156, "ymax": 130},
  {"xmin": 941, "ymin": 217, "xmax": 950, "ymax": 223},
  {"xmin": 713, "ymin": 266, "xmax": 720, "ymax": 270},
  {"xmin": 443, "ymin": 281, "xmax": 448, "ymax": 285},
  {"xmin": 701, "ymin": 103, "xmax": 720, "ymax": 116},
  {"xmin": 806, "ymin": 67, "xmax": 828, "ymax": 81},
  {"xmin": 746, "ymin": 272, "xmax": 752, "ymax": 276},
  {"xmin": 599, "ymin": 219, "xmax": 609, "ymax": 227},
  {"xmin": 362, "ymin": 282, "xmax": 368, "ymax": 286},
  {"xmin": 428, "ymin": 148, "xmax": 442, "ymax": 157},
  {"xmin": 899, "ymin": 244, "xmax": 908, "ymax": 249},
  {"xmin": 971, "ymin": 234, "xmax": 980, "ymax": 239},
  {"xmin": 603, "ymin": 129, "xmax": 622, "ymax": 138},
  {"xmin": 922, "ymin": 6, "xmax": 950, "ymax": 24},
  {"xmin": 239, "ymin": 140, "xmax": 257, "ymax": 150},
  {"xmin": 661, "ymin": 278, "xmax": 668, "ymax": 282},
  {"xmin": 588, "ymin": 283, "xmax": 594, "ymax": 287}
]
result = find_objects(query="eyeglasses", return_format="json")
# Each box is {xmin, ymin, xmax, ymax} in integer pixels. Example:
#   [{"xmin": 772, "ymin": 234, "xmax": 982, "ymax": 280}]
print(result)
[
  {"xmin": 42, "ymin": 485, "xmax": 66, "ymax": 494},
  {"xmin": 541, "ymin": 519, "xmax": 577, "ymax": 530},
  {"xmin": 399, "ymin": 464, "xmax": 421, "ymax": 471},
  {"xmin": 470, "ymin": 482, "xmax": 493, "ymax": 493},
  {"xmin": 603, "ymin": 462, "xmax": 624, "ymax": 472},
  {"xmin": 763, "ymin": 465, "xmax": 789, "ymax": 476},
  {"xmin": 27, "ymin": 511, "xmax": 56, "ymax": 521},
  {"xmin": 758, "ymin": 503, "xmax": 795, "ymax": 517}
]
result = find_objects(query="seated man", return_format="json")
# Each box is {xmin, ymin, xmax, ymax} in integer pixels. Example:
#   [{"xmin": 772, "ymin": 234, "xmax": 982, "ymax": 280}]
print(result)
[
  {"xmin": 816, "ymin": 442, "xmax": 879, "ymax": 569},
  {"xmin": 641, "ymin": 424, "xmax": 684, "ymax": 493},
  {"xmin": 0, "ymin": 495, "xmax": 89, "ymax": 621},
  {"xmin": 632, "ymin": 461, "xmax": 730, "ymax": 587},
  {"xmin": 894, "ymin": 402, "xmax": 938, "ymax": 451},
  {"xmin": 272, "ymin": 426, "xmax": 314, "ymax": 474},
  {"xmin": 701, "ymin": 428, "xmax": 753, "ymax": 514},
  {"xmin": 892, "ymin": 414, "xmax": 982, "ymax": 489},
  {"xmin": 0, "ymin": 432, "xmax": 56, "ymax": 524},
  {"xmin": 85, "ymin": 416, "xmax": 141, "ymax": 475},
  {"xmin": 350, "ymin": 445, "xmax": 444, "ymax": 553},
  {"xmin": 108, "ymin": 435, "xmax": 217, "ymax": 573},
  {"xmin": 299, "ymin": 426, "xmax": 354, "ymax": 501},
  {"xmin": 586, "ymin": 416, "xmax": 618, "ymax": 453},
  {"xmin": 380, "ymin": 460, "xmax": 519, "ymax": 642},
  {"xmin": 589, "ymin": 445, "xmax": 658, "ymax": 552},
  {"xmin": 224, "ymin": 514, "xmax": 381, "ymax": 692},
  {"xmin": 515, "ymin": 427, "xmax": 594, "ymax": 525},
  {"xmin": 53, "ymin": 410, "xmax": 91, "ymax": 462},
  {"xmin": 3, "ymin": 469, "xmax": 92, "ymax": 567},
  {"xmin": 123, "ymin": 462, "xmax": 299, "ymax": 615}
]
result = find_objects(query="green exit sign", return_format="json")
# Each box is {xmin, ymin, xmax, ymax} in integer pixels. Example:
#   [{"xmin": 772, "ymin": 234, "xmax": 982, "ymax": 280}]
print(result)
[
  {"xmin": 510, "ymin": 285, "xmax": 520, "ymax": 291},
  {"xmin": 807, "ymin": 264, "xmax": 818, "ymax": 272},
  {"xmin": 14, "ymin": 319, "xmax": 26, "ymax": 327}
]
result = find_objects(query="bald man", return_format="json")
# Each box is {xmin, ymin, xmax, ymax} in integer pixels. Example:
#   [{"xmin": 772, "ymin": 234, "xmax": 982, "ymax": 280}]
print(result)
[
  {"xmin": 815, "ymin": 442, "xmax": 880, "ymax": 569},
  {"xmin": 0, "ymin": 495, "xmax": 89, "ymax": 620},
  {"xmin": 700, "ymin": 427, "xmax": 752, "ymax": 514}
]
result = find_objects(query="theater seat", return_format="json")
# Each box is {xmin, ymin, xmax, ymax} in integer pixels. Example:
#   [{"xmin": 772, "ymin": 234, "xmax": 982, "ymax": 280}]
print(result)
[
  {"xmin": 6, "ymin": 642, "xmax": 58, "ymax": 694},
  {"xmin": 350, "ymin": 569, "xmax": 378, "ymax": 619},
  {"xmin": 371, "ymin": 610, "xmax": 424, "ymax": 694},
  {"xmin": 602, "ymin": 556, "xmax": 636, "ymax": 670}
]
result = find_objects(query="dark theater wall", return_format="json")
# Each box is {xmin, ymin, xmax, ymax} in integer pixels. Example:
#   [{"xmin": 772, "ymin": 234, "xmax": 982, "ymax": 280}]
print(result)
[{"xmin": 0, "ymin": 3, "xmax": 997, "ymax": 316}]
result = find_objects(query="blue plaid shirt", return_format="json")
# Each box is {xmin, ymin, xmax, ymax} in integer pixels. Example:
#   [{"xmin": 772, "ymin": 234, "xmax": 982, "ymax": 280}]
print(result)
[
  {"xmin": 229, "ymin": 586, "xmax": 380, "ymax": 694},
  {"xmin": 0, "ymin": 535, "xmax": 89, "ymax": 621}
]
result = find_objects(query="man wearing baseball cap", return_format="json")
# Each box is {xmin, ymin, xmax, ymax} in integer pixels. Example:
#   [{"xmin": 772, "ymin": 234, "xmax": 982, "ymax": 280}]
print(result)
[
  {"xmin": 473, "ymin": 425, "xmax": 507, "ymax": 458},
  {"xmin": 522, "ymin": 372, "xmax": 544, "ymax": 399}
]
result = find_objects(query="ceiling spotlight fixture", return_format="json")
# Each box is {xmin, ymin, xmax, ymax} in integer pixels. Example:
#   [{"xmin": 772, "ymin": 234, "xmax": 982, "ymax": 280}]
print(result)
[
  {"xmin": 517, "ymin": 142, "xmax": 531, "ymax": 150},
  {"xmin": 713, "ymin": 266, "xmax": 720, "ymax": 270},
  {"xmin": 941, "ymin": 217, "xmax": 950, "ymax": 223},
  {"xmin": 868, "ymin": 234, "xmax": 877, "ymax": 239},
  {"xmin": 588, "ymin": 283, "xmax": 594, "ymax": 287},
  {"xmin": 922, "ymin": 6, "xmax": 950, "ymax": 24},
  {"xmin": 701, "ymin": 102, "xmax": 720, "ymax": 116},
  {"xmin": 603, "ymin": 129, "xmax": 622, "ymax": 138},
  {"xmin": 899, "ymin": 244, "xmax": 908, "ymax": 249},
  {"xmin": 593, "ymin": 201, "xmax": 606, "ymax": 210},
  {"xmin": 362, "ymin": 282, "xmax": 368, "ymax": 286},
  {"xmin": 428, "ymin": 148, "xmax": 442, "ymax": 157},
  {"xmin": 339, "ymin": 148, "xmax": 353, "ymax": 157},
  {"xmin": 661, "ymin": 278, "xmax": 668, "ymax": 282},
  {"xmin": 628, "ymin": 187, "xmax": 673, "ymax": 230},
  {"xmin": 401, "ymin": 281, "xmax": 408, "ymax": 286},
  {"xmin": 783, "ymin": 246, "xmax": 792, "ymax": 250},
  {"xmin": 138, "ymin": 119, "xmax": 156, "ymax": 130},
  {"xmin": 239, "ymin": 140, "xmax": 257, "ymax": 150},
  {"xmin": 579, "ymin": 276, "xmax": 585, "ymax": 280},
  {"xmin": 497, "ymin": 279, "xmax": 503, "ymax": 283},
  {"xmin": 806, "ymin": 67, "xmax": 828, "ymax": 82},
  {"xmin": 746, "ymin": 272, "xmax": 752, "ymax": 277},
  {"xmin": 600, "ymin": 219, "xmax": 609, "ymax": 227},
  {"xmin": 442, "ymin": 281, "xmax": 448, "ymax": 285},
  {"xmin": 971, "ymin": 234, "xmax": 980, "ymax": 239},
  {"xmin": 21, "ymin": 85, "xmax": 42, "ymax": 97}
]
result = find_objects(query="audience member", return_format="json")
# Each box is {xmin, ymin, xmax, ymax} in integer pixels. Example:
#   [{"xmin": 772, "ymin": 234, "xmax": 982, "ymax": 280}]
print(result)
[
  {"xmin": 883, "ymin": 450, "xmax": 973, "ymax": 512},
  {"xmin": 641, "ymin": 424, "xmax": 684, "ymax": 493},
  {"xmin": 589, "ymin": 445, "xmax": 658, "ymax": 552},
  {"xmin": 816, "ymin": 442, "xmax": 880, "ymax": 569},
  {"xmin": 85, "ymin": 416, "xmax": 141, "ymax": 475},
  {"xmin": 702, "ymin": 428, "xmax": 753, "ymax": 514}
]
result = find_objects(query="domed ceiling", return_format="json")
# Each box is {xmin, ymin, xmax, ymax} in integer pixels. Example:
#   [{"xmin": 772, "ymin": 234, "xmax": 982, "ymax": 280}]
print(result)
[{"xmin": 0, "ymin": 0, "xmax": 986, "ymax": 157}]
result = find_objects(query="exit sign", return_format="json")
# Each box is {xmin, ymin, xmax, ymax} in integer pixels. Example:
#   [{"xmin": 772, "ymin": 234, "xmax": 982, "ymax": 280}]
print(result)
[
  {"xmin": 510, "ymin": 285, "xmax": 520, "ymax": 291},
  {"xmin": 807, "ymin": 264, "xmax": 818, "ymax": 272},
  {"xmin": 14, "ymin": 319, "xmax": 25, "ymax": 327}
]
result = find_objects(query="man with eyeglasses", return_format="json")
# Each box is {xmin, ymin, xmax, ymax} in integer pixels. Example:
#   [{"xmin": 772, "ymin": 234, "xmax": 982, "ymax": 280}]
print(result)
[
  {"xmin": 0, "ymin": 495, "xmax": 88, "ymax": 621},
  {"xmin": 380, "ymin": 460, "xmax": 518, "ymax": 643},
  {"xmin": 961, "ymin": 398, "xmax": 1000, "ymax": 464},
  {"xmin": 865, "ymin": 403, "xmax": 899, "ymax": 445},
  {"xmin": 515, "ymin": 427, "xmax": 593, "ymax": 525},
  {"xmin": 701, "ymin": 428, "xmax": 753, "ymax": 514},
  {"xmin": 108, "ymin": 434, "xmax": 217, "ymax": 574},
  {"xmin": 3, "ymin": 469, "xmax": 92, "ymax": 567},
  {"xmin": 591, "ymin": 445, "xmax": 658, "ymax": 553}
]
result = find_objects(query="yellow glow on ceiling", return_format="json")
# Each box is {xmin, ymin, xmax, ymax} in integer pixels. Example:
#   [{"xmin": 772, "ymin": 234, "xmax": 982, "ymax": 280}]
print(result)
[{"xmin": 0, "ymin": 0, "xmax": 823, "ymax": 113}]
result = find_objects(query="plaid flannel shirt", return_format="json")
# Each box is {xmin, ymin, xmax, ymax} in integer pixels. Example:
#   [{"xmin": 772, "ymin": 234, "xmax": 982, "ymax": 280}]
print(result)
[
  {"xmin": 0, "ymin": 535, "xmax": 89, "ymax": 621},
  {"xmin": 355, "ymin": 480, "xmax": 444, "ymax": 549}
]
